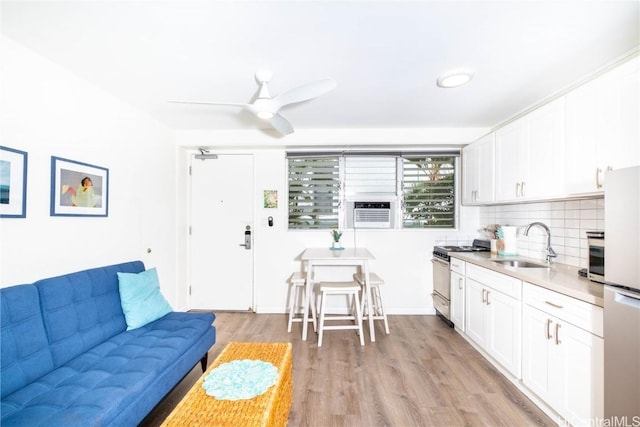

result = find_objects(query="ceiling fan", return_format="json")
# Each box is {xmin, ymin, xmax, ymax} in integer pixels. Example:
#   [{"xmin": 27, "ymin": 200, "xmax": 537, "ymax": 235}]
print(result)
[{"xmin": 169, "ymin": 69, "xmax": 337, "ymax": 136}]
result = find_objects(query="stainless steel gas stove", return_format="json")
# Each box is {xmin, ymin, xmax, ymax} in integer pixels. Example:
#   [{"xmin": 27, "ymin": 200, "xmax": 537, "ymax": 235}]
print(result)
[{"xmin": 431, "ymin": 239, "xmax": 490, "ymax": 327}]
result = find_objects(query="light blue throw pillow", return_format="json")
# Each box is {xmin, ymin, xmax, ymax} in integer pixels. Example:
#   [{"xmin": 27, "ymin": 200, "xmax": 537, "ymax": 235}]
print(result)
[{"xmin": 117, "ymin": 267, "xmax": 172, "ymax": 330}]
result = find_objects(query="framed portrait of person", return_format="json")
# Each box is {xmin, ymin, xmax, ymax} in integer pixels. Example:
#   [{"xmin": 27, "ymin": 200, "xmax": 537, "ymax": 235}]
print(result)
[{"xmin": 50, "ymin": 156, "xmax": 109, "ymax": 217}]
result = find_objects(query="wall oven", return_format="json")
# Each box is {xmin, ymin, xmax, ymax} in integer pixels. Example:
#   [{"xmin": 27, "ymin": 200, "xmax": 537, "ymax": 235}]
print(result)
[{"xmin": 431, "ymin": 239, "xmax": 490, "ymax": 327}]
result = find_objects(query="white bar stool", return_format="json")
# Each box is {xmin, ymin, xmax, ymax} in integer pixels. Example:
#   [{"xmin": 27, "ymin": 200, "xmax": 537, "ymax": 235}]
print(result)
[
  {"xmin": 353, "ymin": 272, "xmax": 390, "ymax": 334},
  {"xmin": 317, "ymin": 281, "xmax": 364, "ymax": 347},
  {"xmin": 287, "ymin": 272, "xmax": 317, "ymax": 333}
]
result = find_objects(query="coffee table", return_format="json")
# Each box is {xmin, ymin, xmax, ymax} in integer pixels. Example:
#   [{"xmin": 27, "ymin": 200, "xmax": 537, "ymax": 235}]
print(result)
[{"xmin": 161, "ymin": 342, "xmax": 292, "ymax": 427}]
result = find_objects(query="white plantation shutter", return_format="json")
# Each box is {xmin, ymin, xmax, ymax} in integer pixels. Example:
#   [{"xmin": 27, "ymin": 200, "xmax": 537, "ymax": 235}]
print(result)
[
  {"xmin": 288, "ymin": 152, "xmax": 457, "ymax": 229},
  {"xmin": 402, "ymin": 156, "xmax": 456, "ymax": 228},
  {"xmin": 288, "ymin": 156, "xmax": 340, "ymax": 229},
  {"xmin": 344, "ymin": 156, "xmax": 397, "ymax": 196}
]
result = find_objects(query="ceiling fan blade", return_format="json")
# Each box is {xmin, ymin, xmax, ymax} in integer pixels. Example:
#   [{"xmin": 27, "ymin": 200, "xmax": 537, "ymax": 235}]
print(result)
[
  {"xmin": 268, "ymin": 114, "xmax": 294, "ymax": 135},
  {"xmin": 272, "ymin": 78, "xmax": 337, "ymax": 109},
  {"xmin": 168, "ymin": 100, "xmax": 249, "ymax": 108}
]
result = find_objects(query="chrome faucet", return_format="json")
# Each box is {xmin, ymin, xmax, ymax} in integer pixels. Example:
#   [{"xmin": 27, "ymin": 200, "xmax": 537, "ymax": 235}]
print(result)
[{"xmin": 523, "ymin": 222, "xmax": 557, "ymax": 263}]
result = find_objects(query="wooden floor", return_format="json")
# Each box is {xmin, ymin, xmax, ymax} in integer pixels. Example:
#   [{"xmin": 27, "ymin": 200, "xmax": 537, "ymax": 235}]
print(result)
[{"xmin": 141, "ymin": 313, "xmax": 554, "ymax": 427}]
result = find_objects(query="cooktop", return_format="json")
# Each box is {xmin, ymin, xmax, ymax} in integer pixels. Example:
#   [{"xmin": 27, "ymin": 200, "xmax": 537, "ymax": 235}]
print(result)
[{"xmin": 433, "ymin": 239, "xmax": 491, "ymax": 261}]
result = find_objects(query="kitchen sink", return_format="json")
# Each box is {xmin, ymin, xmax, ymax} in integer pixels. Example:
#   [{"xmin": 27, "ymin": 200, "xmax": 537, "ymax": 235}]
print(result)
[{"xmin": 492, "ymin": 260, "xmax": 550, "ymax": 268}]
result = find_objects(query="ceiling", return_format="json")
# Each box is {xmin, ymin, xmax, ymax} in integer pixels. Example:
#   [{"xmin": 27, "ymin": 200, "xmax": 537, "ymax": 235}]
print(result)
[{"xmin": 2, "ymin": 0, "xmax": 639, "ymax": 136}]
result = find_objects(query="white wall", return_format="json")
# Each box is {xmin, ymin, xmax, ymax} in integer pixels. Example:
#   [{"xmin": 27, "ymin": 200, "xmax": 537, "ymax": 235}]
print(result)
[
  {"xmin": 0, "ymin": 36, "xmax": 489, "ymax": 315},
  {"xmin": 175, "ymin": 131, "xmax": 487, "ymax": 315},
  {"xmin": 0, "ymin": 37, "xmax": 179, "ymax": 303}
]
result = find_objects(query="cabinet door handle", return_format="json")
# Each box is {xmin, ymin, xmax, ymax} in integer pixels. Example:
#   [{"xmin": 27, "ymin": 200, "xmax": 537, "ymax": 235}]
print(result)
[
  {"xmin": 482, "ymin": 289, "xmax": 487, "ymax": 303},
  {"xmin": 545, "ymin": 301, "xmax": 564, "ymax": 309},
  {"xmin": 546, "ymin": 318, "xmax": 553, "ymax": 340},
  {"xmin": 516, "ymin": 182, "xmax": 521, "ymax": 197},
  {"xmin": 521, "ymin": 181, "xmax": 526, "ymax": 197},
  {"xmin": 486, "ymin": 290, "xmax": 491, "ymax": 305},
  {"xmin": 555, "ymin": 323, "xmax": 562, "ymax": 345},
  {"xmin": 458, "ymin": 278, "xmax": 463, "ymax": 290},
  {"xmin": 596, "ymin": 168, "xmax": 603, "ymax": 189}
]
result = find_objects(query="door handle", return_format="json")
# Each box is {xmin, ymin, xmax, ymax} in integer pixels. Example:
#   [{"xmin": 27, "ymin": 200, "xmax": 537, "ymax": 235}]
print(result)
[
  {"xmin": 546, "ymin": 318, "xmax": 553, "ymax": 340},
  {"xmin": 239, "ymin": 226, "xmax": 251, "ymax": 250},
  {"xmin": 555, "ymin": 323, "xmax": 561, "ymax": 345},
  {"xmin": 431, "ymin": 293, "xmax": 449, "ymax": 307},
  {"xmin": 431, "ymin": 257, "xmax": 449, "ymax": 266}
]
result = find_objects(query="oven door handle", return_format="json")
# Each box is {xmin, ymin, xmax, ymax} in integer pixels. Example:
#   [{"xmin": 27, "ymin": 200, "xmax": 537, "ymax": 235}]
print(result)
[
  {"xmin": 431, "ymin": 292, "xmax": 449, "ymax": 307},
  {"xmin": 431, "ymin": 257, "xmax": 449, "ymax": 266}
]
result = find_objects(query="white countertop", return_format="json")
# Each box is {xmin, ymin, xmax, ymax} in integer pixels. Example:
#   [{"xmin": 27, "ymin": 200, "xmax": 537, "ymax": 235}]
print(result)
[{"xmin": 449, "ymin": 252, "xmax": 604, "ymax": 307}]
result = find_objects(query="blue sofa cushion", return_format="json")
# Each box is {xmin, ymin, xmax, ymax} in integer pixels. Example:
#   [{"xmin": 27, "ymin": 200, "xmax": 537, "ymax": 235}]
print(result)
[
  {"xmin": 0, "ymin": 311, "xmax": 215, "ymax": 427},
  {"xmin": 0, "ymin": 285, "xmax": 55, "ymax": 399},
  {"xmin": 117, "ymin": 267, "xmax": 172, "ymax": 330},
  {"xmin": 34, "ymin": 261, "xmax": 145, "ymax": 367}
]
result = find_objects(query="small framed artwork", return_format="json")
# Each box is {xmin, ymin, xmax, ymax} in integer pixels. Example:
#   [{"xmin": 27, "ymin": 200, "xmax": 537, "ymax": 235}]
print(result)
[
  {"xmin": 0, "ymin": 146, "xmax": 28, "ymax": 218},
  {"xmin": 51, "ymin": 156, "xmax": 109, "ymax": 217},
  {"xmin": 263, "ymin": 190, "xmax": 278, "ymax": 208}
]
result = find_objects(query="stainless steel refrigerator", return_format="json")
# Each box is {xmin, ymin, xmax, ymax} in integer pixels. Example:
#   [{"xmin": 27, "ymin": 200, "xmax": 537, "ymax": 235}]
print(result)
[{"xmin": 604, "ymin": 165, "xmax": 640, "ymax": 420}]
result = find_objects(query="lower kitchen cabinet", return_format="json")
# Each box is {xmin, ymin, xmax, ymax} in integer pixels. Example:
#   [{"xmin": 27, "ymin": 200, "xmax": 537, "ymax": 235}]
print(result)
[
  {"xmin": 450, "ymin": 267, "xmax": 466, "ymax": 332},
  {"xmin": 522, "ymin": 283, "xmax": 604, "ymax": 426},
  {"xmin": 455, "ymin": 261, "xmax": 604, "ymax": 426},
  {"xmin": 465, "ymin": 274, "xmax": 521, "ymax": 377},
  {"xmin": 465, "ymin": 278, "xmax": 486, "ymax": 345}
]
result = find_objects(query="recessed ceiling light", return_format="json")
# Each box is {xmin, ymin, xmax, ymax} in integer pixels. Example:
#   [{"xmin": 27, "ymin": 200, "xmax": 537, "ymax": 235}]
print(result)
[{"xmin": 437, "ymin": 71, "xmax": 474, "ymax": 88}]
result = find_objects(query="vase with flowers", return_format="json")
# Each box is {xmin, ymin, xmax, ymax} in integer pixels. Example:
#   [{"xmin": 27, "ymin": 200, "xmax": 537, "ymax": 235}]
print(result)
[{"xmin": 330, "ymin": 229, "xmax": 343, "ymax": 250}]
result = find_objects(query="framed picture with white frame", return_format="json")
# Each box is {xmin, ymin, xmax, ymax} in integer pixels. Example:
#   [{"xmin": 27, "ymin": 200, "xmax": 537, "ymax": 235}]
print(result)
[
  {"xmin": 50, "ymin": 156, "xmax": 109, "ymax": 217},
  {"xmin": 0, "ymin": 145, "xmax": 28, "ymax": 218}
]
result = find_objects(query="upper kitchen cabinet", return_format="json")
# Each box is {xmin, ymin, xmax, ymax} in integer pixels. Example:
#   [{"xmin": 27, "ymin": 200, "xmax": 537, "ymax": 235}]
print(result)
[
  {"xmin": 462, "ymin": 133, "xmax": 495, "ymax": 205},
  {"xmin": 495, "ymin": 97, "xmax": 566, "ymax": 202},
  {"xmin": 565, "ymin": 56, "xmax": 640, "ymax": 195},
  {"xmin": 494, "ymin": 117, "xmax": 527, "ymax": 202}
]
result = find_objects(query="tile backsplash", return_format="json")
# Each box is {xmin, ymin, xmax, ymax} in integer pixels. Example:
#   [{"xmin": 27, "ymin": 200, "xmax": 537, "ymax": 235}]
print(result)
[{"xmin": 479, "ymin": 198, "xmax": 604, "ymax": 268}]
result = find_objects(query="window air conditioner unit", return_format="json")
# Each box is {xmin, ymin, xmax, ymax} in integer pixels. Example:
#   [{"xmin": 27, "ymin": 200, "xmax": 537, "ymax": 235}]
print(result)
[{"xmin": 353, "ymin": 201, "xmax": 392, "ymax": 228}]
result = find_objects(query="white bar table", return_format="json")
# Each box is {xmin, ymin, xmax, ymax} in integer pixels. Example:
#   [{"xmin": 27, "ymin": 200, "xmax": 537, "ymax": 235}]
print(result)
[{"xmin": 300, "ymin": 247, "xmax": 376, "ymax": 342}]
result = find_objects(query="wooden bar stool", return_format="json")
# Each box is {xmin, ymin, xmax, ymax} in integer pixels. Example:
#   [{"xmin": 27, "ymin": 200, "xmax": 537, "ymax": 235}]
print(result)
[
  {"xmin": 317, "ymin": 281, "xmax": 364, "ymax": 347},
  {"xmin": 287, "ymin": 272, "xmax": 317, "ymax": 333},
  {"xmin": 353, "ymin": 272, "xmax": 390, "ymax": 334}
]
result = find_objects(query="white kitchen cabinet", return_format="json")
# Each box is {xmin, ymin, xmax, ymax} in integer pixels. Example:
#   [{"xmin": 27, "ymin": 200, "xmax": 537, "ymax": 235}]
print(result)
[
  {"xmin": 464, "ymin": 265, "xmax": 521, "ymax": 377},
  {"xmin": 565, "ymin": 56, "xmax": 640, "ymax": 195},
  {"xmin": 465, "ymin": 277, "xmax": 487, "ymax": 347},
  {"xmin": 525, "ymin": 97, "xmax": 566, "ymax": 198},
  {"xmin": 485, "ymin": 287, "xmax": 521, "ymax": 377},
  {"xmin": 522, "ymin": 283, "xmax": 604, "ymax": 426},
  {"xmin": 450, "ymin": 267, "xmax": 466, "ymax": 332},
  {"xmin": 462, "ymin": 133, "xmax": 495, "ymax": 205},
  {"xmin": 494, "ymin": 117, "xmax": 526, "ymax": 202},
  {"xmin": 495, "ymin": 97, "xmax": 566, "ymax": 202}
]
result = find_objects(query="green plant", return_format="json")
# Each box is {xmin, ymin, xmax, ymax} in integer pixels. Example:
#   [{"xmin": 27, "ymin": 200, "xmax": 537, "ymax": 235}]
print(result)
[{"xmin": 330, "ymin": 229, "xmax": 343, "ymax": 242}]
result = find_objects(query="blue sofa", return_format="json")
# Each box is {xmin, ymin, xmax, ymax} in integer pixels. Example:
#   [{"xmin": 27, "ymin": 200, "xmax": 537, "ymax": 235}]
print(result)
[{"xmin": 0, "ymin": 261, "xmax": 216, "ymax": 426}]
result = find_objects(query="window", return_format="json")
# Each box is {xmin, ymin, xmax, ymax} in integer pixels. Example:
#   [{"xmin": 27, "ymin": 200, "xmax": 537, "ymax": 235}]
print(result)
[
  {"xmin": 288, "ymin": 152, "xmax": 457, "ymax": 229},
  {"xmin": 402, "ymin": 156, "xmax": 455, "ymax": 228},
  {"xmin": 344, "ymin": 156, "xmax": 396, "ymax": 196},
  {"xmin": 288, "ymin": 156, "xmax": 340, "ymax": 229}
]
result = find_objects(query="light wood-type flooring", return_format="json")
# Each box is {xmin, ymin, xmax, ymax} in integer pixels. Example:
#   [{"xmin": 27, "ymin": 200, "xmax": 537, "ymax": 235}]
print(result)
[{"xmin": 140, "ymin": 312, "xmax": 554, "ymax": 427}]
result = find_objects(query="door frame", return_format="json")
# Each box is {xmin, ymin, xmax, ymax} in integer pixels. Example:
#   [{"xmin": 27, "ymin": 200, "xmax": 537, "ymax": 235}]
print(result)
[{"xmin": 179, "ymin": 148, "xmax": 256, "ymax": 312}]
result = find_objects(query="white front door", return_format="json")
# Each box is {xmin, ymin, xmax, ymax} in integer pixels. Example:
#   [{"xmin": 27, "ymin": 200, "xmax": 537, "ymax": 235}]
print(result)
[{"xmin": 189, "ymin": 153, "xmax": 254, "ymax": 311}]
